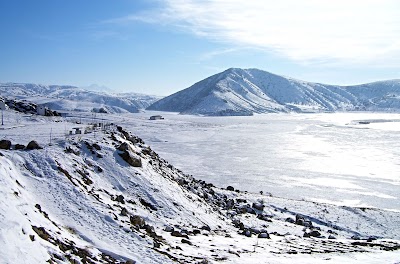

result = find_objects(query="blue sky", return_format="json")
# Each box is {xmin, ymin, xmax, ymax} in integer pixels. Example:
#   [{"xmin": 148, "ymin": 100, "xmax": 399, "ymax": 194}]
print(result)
[{"xmin": 1, "ymin": 0, "xmax": 399, "ymax": 95}]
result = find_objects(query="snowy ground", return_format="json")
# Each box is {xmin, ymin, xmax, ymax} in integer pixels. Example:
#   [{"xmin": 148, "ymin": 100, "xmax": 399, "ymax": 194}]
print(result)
[{"xmin": 1, "ymin": 109, "xmax": 400, "ymax": 263}]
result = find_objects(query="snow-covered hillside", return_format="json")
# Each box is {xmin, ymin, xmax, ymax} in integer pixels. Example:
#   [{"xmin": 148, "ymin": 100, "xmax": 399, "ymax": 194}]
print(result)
[
  {"xmin": 0, "ymin": 83, "xmax": 161, "ymax": 114},
  {"xmin": 1, "ymin": 110, "xmax": 399, "ymax": 263},
  {"xmin": 147, "ymin": 68, "xmax": 400, "ymax": 116}
]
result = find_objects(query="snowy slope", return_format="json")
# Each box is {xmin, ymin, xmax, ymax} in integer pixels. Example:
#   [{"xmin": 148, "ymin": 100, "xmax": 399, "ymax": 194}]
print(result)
[
  {"xmin": 147, "ymin": 68, "xmax": 400, "ymax": 116},
  {"xmin": 0, "ymin": 83, "xmax": 161, "ymax": 113},
  {"xmin": 1, "ymin": 110, "xmax": 400, "ymax": 263}
]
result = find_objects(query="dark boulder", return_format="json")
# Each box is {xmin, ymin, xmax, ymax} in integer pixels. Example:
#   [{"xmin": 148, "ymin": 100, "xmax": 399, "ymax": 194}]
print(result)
[
  {"xmin": 121, "ymin": 208, "xmax": 128, "ymax": 216},
  {"xmin": 117, "ymin": 142, "xmax": 130, "ymax": 152},
  {"xmin": 258, "ymin": 232, "xmax": 270, "ymax": 239},
  {"xmin": 246, "ymin": 207, "xmax": 256, "ymax": 215},
  {"xmin": 193, "ymin": 229, "xmax": 201, "ymax": 235},
  {"xmin": 257, "ymin": 213, "xmax": 273, "ymax": 222},
  {"xmin": 114, "ymin": 195, "xmax": 125, "ymax": 204},
  {"xmin": 252, "ymin": 202, "xmax": 265, "ymax": 211},
  {"xmin": 139, "ymin": 198, "xmax": 157, "ymax": 211},
  {"xmin": 285, "ymin": 217, "xmax": 295, "ymax": 224},
  {"xmin": 242, "ymin": 230, "xmax": 252, "ymax": 237},
  {"xmin": 32, "ymin": 226, "xmax": 51, "ymax": 241},
  {"xmin": 181, "ymin": 239, "xmax": 192, "ymax": 245},
  {"xmin": 130, "ymin": 215, "xmax": 145, "ymax": 228},
  {"xmin": 201, "ymin": 225, "xmax": 211, "ymax": 232},
  {"xmin": 26, "ymin": 140, "xmax": 42, "ymax": 150},
  {"xmin": 171, "ymin": 231, "xmax": 189, "ymax": 239},
  {"xmin": 0, "ymin": 140, "xmax": 11, "ymax": 150},
  {"xmin": 226, "ymin": 186, "xmax": 235, "ymax": 191},
  {"xmin": 164, "ymin": 226, "xmax": 174, "ymax": 232},
  {"xmin": 304, "ymin": 230, "xmax": 321, "ymax": 238},
  {"xmin": 310, "ymin": 230, "xmax": 321, "ymax": 237},
  {"xmin": 119, "ymin": 151, "xmax": 142, "ymax": 167},
  {"xmin": 144, "ymin": 224, "xmax": 155, "ymax": 235},
  {"xmin": 14, "ymin": 144, "xmax": 25, "ymax": 150},
  {"xmin": 92, "ymin": 143, "xmax": 101, "ymax": 150},
  {"xmin": 295, "ymin": 214, "xmax": 313, "ymax": 227}
]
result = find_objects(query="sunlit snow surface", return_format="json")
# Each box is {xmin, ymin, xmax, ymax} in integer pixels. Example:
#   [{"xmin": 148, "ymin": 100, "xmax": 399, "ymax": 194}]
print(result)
[{"xmin": 121, "ymin": 112, "xmax": 400, "ymax": 211}]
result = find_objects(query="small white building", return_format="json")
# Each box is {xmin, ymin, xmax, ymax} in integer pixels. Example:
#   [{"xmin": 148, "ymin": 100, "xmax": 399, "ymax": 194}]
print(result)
[
  {"xmin": 149, "ymin": 115, "xmax": 164, "ymax": 120},
  {"xmin": 37, "ymin": 105, "xmax": 47, "ymax": 116},
  {"xmin": 72, "ymin": 127, "xmax": 82, "ymax": 134}
]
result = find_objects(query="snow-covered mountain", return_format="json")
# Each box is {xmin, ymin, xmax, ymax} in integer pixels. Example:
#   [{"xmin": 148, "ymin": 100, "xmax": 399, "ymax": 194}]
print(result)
[
  {"xmin": 0, "ymin": 83, "xmax": 161, "ymax": 114},
  {"xmin": 1, "ymin": 110, "xmax": 399, "ymax": 263},
  {"xmin": 147, "ymin": 68, "xmax": 400, "ymax": 116}
]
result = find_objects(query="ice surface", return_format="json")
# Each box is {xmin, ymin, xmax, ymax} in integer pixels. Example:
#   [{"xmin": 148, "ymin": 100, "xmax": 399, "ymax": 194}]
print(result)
[{"xmin": 124, "ymin": 112, "xmax": 400, "ymax": 211}]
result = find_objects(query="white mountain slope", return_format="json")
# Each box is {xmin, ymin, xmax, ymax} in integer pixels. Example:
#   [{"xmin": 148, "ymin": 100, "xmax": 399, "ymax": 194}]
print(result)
[
  {"xmin": 0, "ymin": 83, "xmax": 161, "ymax": 114},
  {"xmin": 147, "ymin": 68, "xmax": 400, "ymax": 116},
  {"xmin": 0, "ymin": 110, "xmax": 399, "ymax": 263}
]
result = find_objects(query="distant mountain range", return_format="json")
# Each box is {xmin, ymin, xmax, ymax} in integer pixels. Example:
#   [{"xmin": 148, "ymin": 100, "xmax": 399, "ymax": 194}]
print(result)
[
  {"xmin": 147, "ymin": 68, "xmax": 400, "ymax": 116},
  {"xmin": 0, "ymin": 83, "xmax": 161, "ymax": 113},
  {"xmin": 3, "ymin": 69, "xmax": 400, "ymax": 116}
]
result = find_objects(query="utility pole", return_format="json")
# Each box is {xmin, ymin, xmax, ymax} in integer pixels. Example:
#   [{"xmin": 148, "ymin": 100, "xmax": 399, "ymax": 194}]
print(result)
[{"xmin": 1, "ymin": 109, "xmax": 3, "ymax": 126}]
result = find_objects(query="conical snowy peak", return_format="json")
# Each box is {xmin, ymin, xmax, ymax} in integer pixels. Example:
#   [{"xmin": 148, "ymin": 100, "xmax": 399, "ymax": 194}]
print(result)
[{"xmin": 147, "ymin": 68, "xmax": 400, "ymax": 116}]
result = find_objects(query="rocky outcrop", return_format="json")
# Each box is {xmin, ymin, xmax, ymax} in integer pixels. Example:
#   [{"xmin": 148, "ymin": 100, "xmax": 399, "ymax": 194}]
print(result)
[
  {"xmin": 117, "ymin": 142, "xmax": 142, "ymax": 167},
  {"xmin": 118, "ymin": 151, "xmax": 142, "ymax": 167},
  {"xmin": 4, "ymin": 98, "xmax": 61, "ymax": 116}
]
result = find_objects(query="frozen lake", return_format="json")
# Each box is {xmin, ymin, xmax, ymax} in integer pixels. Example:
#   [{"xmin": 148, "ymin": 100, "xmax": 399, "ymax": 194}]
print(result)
[{"xmin": 121, "ymin": 112, "xmax": 400, "ymax": 211}]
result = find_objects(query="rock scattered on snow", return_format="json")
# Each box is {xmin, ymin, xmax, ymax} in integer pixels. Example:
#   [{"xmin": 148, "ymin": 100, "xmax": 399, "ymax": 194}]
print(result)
[
  {"xmin": 0, "ymin": 139, "xmax": 11, "ymax": 149},
  {"xmin": 26, "ymin": 140, "xmax": 42, "ymax": 150}
]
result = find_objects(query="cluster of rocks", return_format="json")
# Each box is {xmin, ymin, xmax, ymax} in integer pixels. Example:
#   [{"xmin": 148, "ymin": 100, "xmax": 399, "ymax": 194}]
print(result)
[
  {"xmin": 83, "ymin": 140, "xmax": 103, "ymax": 159},
  {"xmin": 0, "ymin": 139, "xmax": 42, "ymax": 150},
  {"xmin": 110, "ymin": 126, "xmax": 145, "ymax": 168},
  {"xmin": 128, "ymin": 213, "xmax": 164, "ymax": 248},
  {"xmin": 236, "ymin": 225, "xmax": 270, "ymax": 239},
  {"xmin": 163, "ymin": 224, "xmax": 213, "ymax": 247},
  {"xmin": 284, "ymin": 214, "xmax": 334, "ymax": 239},
  {"xmin": 115, "ymin": 126, "xmax": 144, "ymax": 145},
  {"xmin": 30, "ymin": 225, "xmax": 134, "ymax": 264}
]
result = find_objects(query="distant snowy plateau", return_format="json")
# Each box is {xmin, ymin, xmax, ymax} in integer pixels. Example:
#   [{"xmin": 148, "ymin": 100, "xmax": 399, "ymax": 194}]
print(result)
[
  {"xmin": 0, "ymin": 83, "xmax": 161, "ymax": 114},
  {"xmin": 148, "ymin": 68, "xmax": 400, "ymax": 116}
]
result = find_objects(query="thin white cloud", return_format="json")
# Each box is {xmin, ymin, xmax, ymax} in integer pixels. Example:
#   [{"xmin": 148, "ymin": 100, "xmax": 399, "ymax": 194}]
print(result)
[
  {"xmin": 199, "ymin": 47, "xmax": 246, "ymax": 61},
  {"xmin": 125, "ymin": 0, "xmax": 400, "ymax": 66}
]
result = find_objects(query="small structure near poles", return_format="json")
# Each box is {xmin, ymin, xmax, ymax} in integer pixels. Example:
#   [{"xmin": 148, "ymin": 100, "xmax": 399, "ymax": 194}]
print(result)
[
  {"xmin": 37, "ymin": 105, "xmax": 47, "ymax": 116},
  {"xmin": 72, "ymin": 127, "xmax": 82, "ymax": 134}
]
